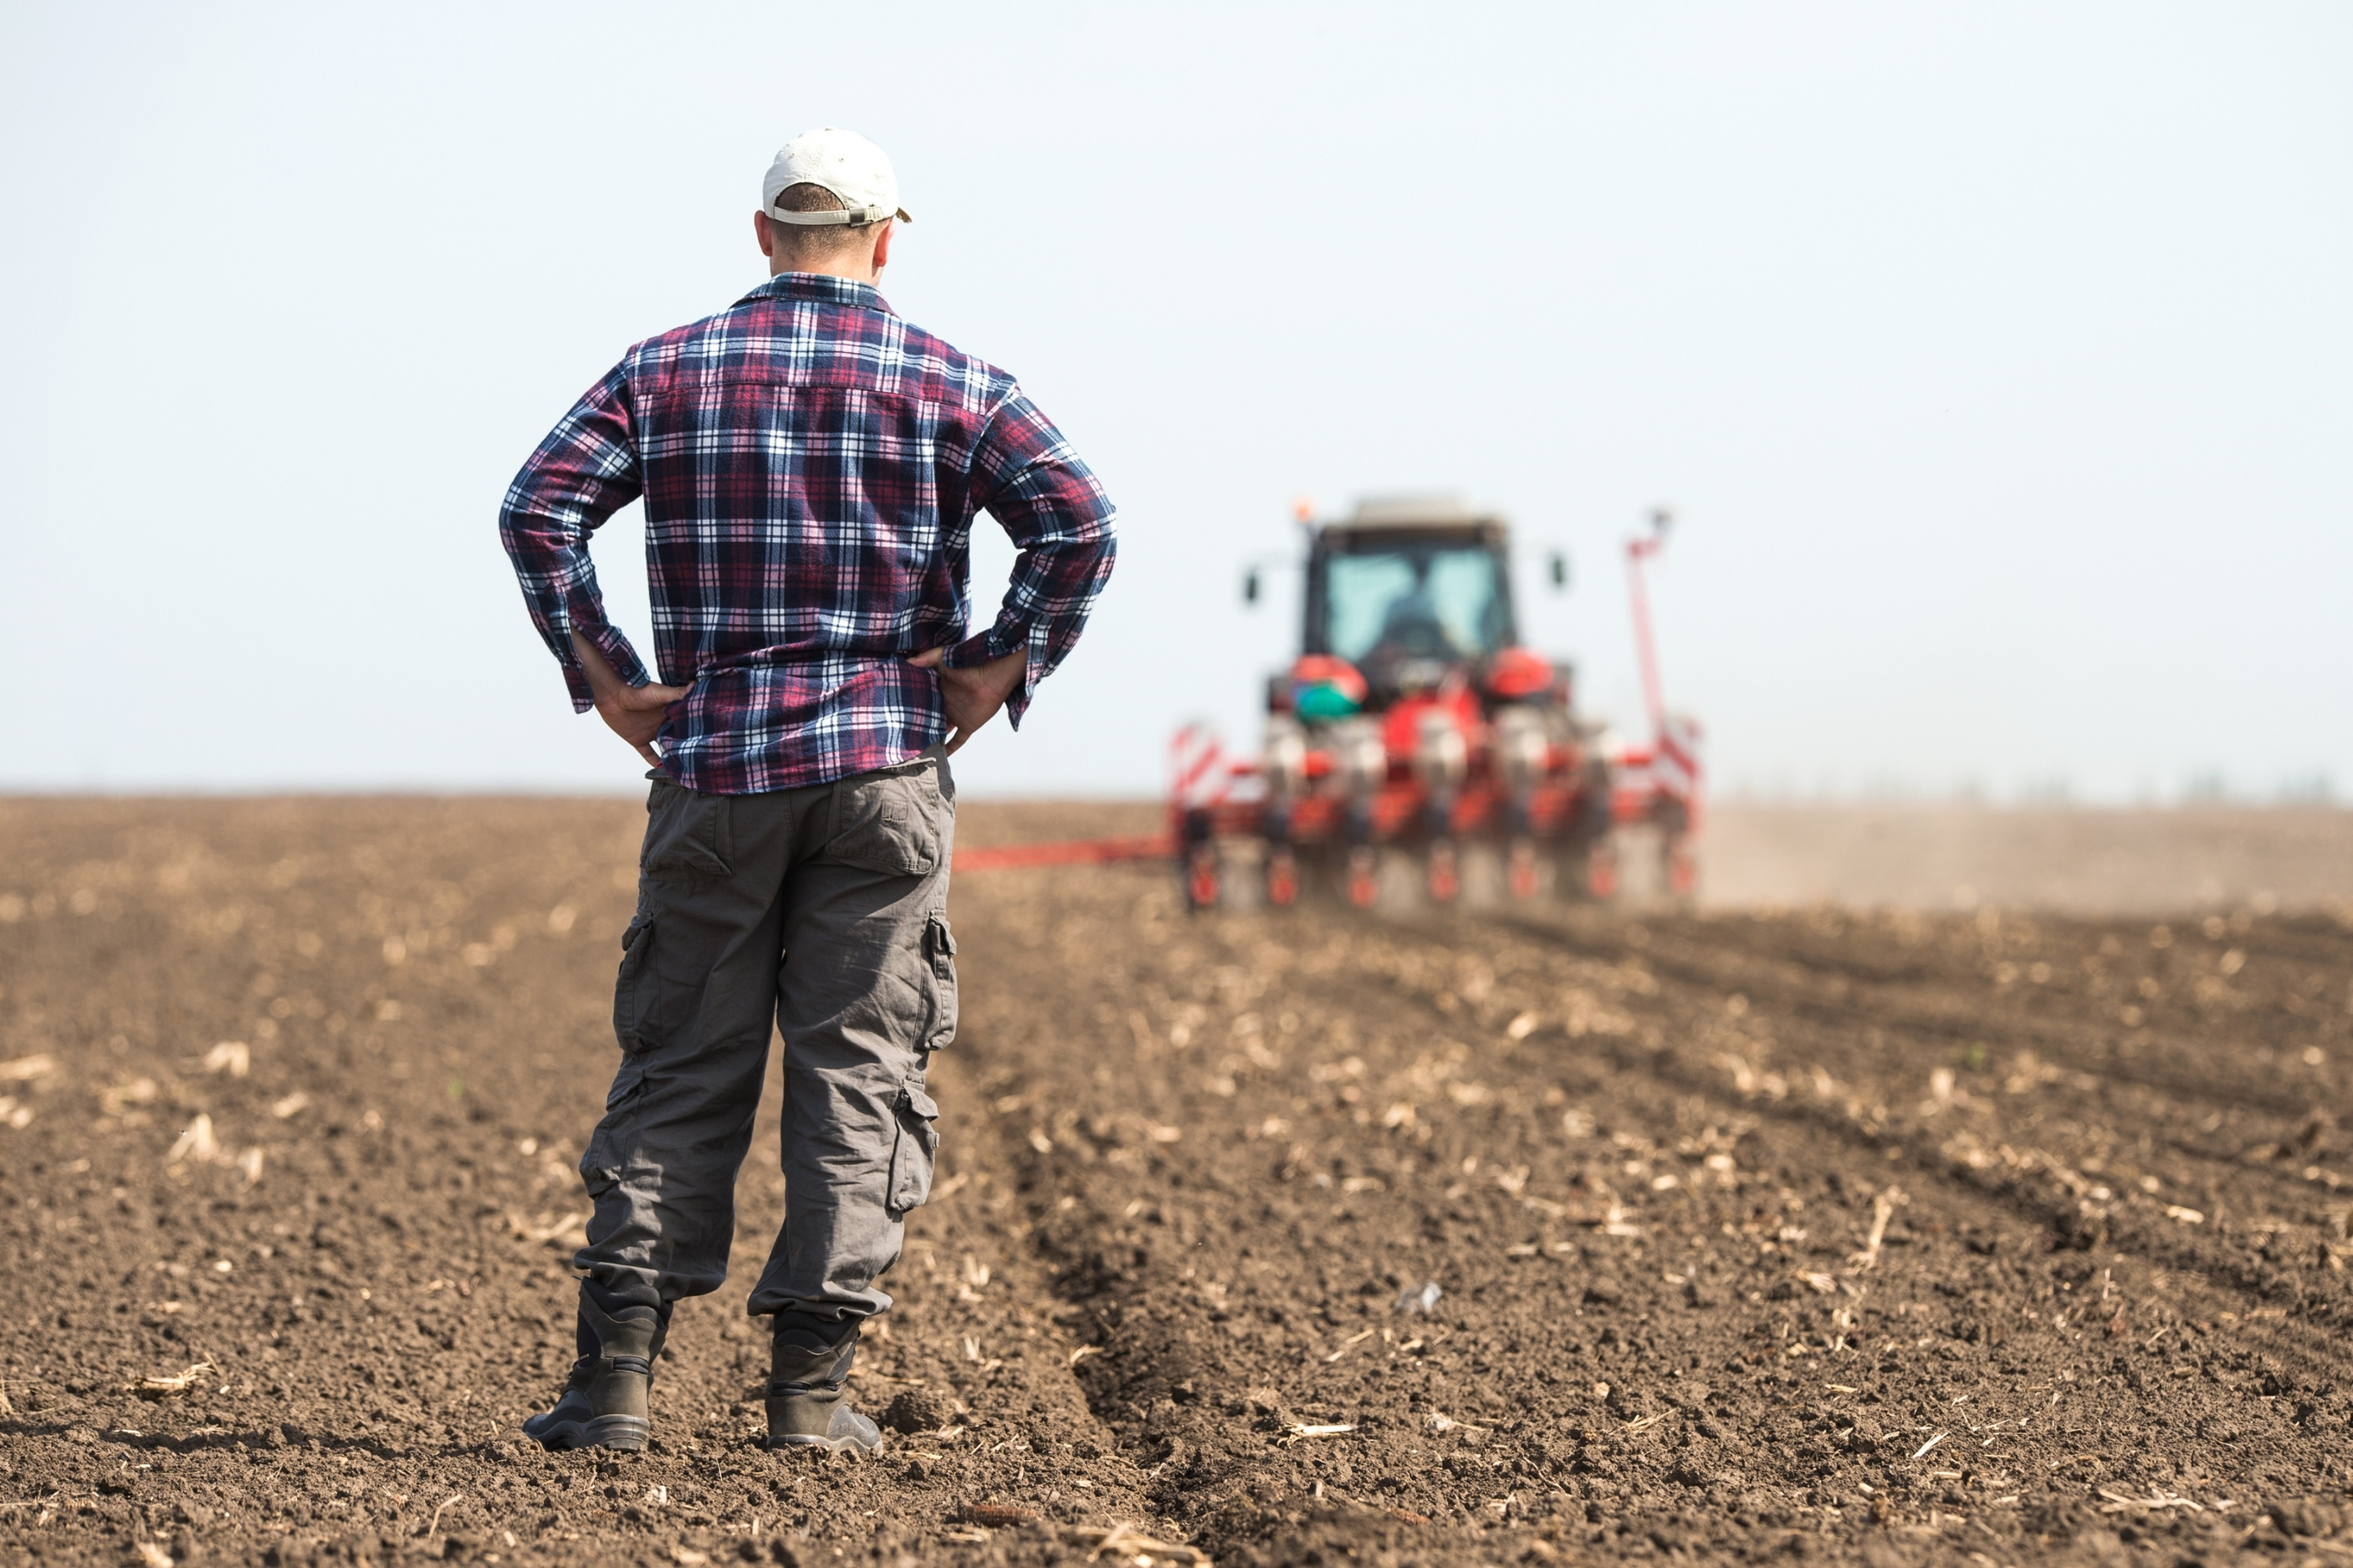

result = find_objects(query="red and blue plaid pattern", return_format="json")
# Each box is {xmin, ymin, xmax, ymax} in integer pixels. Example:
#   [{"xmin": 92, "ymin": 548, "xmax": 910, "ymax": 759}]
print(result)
[{"xmin": 499, "ymin": 273, "xmax": 1117, "ymax": 794}]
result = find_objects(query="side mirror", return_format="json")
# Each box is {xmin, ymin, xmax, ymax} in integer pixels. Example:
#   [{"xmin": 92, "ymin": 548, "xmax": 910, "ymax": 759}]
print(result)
[
  {"xmin": 1243, "ymin": 568, "xmax": 1261, "ymax": 605},
  {"xmin": 1547, "ymin": 552, "xmax": 1569, "ymax": 590}
]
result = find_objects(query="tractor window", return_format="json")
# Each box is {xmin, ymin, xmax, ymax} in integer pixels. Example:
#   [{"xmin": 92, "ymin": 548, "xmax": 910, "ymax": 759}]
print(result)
[{"xmin": 1325, "ymin": 547, "xmax": 1507, "ymax": 663}]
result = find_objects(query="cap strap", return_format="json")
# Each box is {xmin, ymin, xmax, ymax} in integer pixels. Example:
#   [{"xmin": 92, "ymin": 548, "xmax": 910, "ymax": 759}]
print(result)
[{"xmin": 766, "ymin": 204, "xmax": 890, "ymax": 227}]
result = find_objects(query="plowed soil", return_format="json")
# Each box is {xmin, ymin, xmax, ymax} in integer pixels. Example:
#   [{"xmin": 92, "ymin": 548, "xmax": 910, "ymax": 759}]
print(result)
[{"xmin": 3, "ymin": 799, "xmax": 2351, "ymax": 1568}]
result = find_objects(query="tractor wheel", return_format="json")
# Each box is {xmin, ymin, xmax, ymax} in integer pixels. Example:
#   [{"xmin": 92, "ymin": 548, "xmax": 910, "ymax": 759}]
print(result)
[
  {"xmin": 1184, "ymin": 841, "xmax": 1221, "ymax": 912},
  {"xmin": 1584, "ymin": 840, "xmax": 1620, "ymax": 901},
  {"xmin": 1264, "ymin": 846, "xmax": 1299, "ymax": 907},
  {"xmin": 1426, "ymin": 841, "xmax": 1460, "ymax": 904},
  {"xmin": 1506, "ymin": 838, "xmax": 1539, "ymax": 901},
  {"xmin": 1665, "ymin": 838, "xmax": 1697, "ymax": 899}
]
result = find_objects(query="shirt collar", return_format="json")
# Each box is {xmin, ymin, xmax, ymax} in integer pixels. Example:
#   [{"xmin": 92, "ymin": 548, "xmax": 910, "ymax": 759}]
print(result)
[{"xmin": 737, "ymin": 272, "xmax": 894, "ymax": 314}]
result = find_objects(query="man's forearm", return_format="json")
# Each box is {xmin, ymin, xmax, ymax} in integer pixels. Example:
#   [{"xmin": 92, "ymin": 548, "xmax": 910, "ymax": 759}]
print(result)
[
  {"xmin": 499, "ymin": 361, "xmax": 651, "ymax": 710},
  {"xmin": 962, "ymin": 388, "xmax": 1117, "ymax": 727},
  {"xmin": 964, "ymin": 530, "xmax": 1113, "ymax": 730}
]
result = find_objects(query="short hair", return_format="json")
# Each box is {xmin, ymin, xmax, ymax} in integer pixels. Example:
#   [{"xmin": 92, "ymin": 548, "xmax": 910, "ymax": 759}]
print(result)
[{"xmin": 766, "ymin": 181, "xmax": 876, "ymax": 266}]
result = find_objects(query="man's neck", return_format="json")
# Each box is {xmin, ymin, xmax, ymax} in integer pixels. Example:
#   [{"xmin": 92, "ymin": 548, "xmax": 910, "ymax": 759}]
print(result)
[{"xmin": 770, "ymin": 259, "xmax": 878, "ymax": 285}]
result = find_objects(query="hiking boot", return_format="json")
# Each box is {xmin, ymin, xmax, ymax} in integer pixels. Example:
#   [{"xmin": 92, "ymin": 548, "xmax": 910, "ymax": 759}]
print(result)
[
  {"xmin": 523, "ymin": 1292, "xmax": 667, "ymax": 1452},
  {"xmin": 765, "ymin": 1319, "xmax": 882, "ymax": 1454}
]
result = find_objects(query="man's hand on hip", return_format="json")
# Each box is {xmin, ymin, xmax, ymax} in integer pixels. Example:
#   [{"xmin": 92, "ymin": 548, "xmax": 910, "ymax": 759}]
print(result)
[
  {"xmin": 908, "ymin": 644, "xmax": 1026, "ymax": 756},
  {"xmin": 572, "ymin": 631, "xmax": 691, "ymax": 767}
]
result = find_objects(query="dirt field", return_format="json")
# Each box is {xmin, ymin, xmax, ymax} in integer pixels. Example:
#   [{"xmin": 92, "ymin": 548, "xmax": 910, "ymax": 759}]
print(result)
[
  {"xmin": 1697, "ymin": 805, "xmax": 2353, "ymax": 916},
  {"xmin": 3, "ymin": 799, "xmax": 2351, "ymax": 1568}
]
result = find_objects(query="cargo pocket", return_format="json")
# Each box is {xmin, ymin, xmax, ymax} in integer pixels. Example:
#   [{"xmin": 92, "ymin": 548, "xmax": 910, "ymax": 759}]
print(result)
[
  {"xmin": 885, "ymin": 1081, "xmax": 941, "ymax": 1215},
  {"xmin": 612, "ymin": 912, "xmax": 657, "ymax": 1052},
  {"xmin": 824, "ymin": 764, "xmax": 941, "ymax": 876},
  {"xmin": 642, "ymin": 777, "xmax": 733, "ymax": 880},
  {"xmin": 923, "ymin": 911, "xmax": 959, "ymax": 1050}
]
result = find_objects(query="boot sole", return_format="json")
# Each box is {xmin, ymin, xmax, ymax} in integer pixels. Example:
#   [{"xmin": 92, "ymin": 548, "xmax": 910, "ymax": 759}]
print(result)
[
  {"xmin": 766, "ymin": 1432, "xmax": 881, "ymax": 1455},
  {"xmin": 524, "ymin": 1413, "xmax": 649, "ymax": 1453}
]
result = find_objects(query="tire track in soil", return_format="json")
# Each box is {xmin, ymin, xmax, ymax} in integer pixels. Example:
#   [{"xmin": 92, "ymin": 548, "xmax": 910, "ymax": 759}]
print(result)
[
  {"xmin": 1502, "ymin": 907, "xmax": 2344, "ymax": 1125},
  {"xmin": 1471, "ymin": 909, "xmax": 2353, "ymax": 1385},
  {"xmin": 1480, "ymin": 907, "xmax": 2353, "ymax": 1320},
  {"xmin": 946, "ymin": 867, "xmax": 2353, "ymax": 1566}
]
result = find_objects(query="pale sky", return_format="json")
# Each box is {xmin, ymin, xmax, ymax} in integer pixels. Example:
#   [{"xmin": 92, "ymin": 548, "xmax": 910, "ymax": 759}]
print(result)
[{"xmin": 3, "ymin": 3, "xmax": 2347, "ymax": 802}]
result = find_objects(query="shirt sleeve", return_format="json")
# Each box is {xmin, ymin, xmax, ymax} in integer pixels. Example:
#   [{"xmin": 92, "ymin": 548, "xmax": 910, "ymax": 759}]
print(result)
[
  {"xmin": 944, "ymin": 384, "xmax": 1118, "ymax": 728},
  {"xmin": 497, "ymin": 362, "xmax": 653, "ymax": 711}
]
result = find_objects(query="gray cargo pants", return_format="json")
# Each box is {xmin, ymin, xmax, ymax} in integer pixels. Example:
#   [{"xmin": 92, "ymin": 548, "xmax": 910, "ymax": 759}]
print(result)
[{"xmin": 571, "ymin": 748, "xmax": 955, "ymax": 1327}]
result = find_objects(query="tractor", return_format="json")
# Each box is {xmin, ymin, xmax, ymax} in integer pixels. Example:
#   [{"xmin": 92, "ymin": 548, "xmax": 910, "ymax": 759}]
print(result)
[{"xmin": 1170, "ymin": 497, "xmax": 1700, "ymax": 911}]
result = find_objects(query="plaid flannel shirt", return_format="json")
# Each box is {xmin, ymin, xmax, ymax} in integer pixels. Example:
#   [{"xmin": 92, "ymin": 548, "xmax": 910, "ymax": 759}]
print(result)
[{"xmin": 499, "ymin": 272, "xmax": 1117, "ymax": 794}]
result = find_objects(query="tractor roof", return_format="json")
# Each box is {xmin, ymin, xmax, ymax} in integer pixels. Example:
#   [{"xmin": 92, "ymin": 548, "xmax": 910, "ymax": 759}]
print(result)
[{"xmin": 1322, "ymin": 494, "xmax": 1506, "ymax": 544}]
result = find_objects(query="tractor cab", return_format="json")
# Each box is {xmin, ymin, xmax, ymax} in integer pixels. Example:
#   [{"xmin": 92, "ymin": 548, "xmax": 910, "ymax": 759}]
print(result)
[{"xmin": 1304, "ymin": 498, "xmax": 1518, "ymax": 706}]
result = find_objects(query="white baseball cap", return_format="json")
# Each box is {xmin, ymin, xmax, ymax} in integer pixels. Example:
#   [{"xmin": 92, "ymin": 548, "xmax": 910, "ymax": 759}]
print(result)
[{"xmin": 761, "ymin": 127, "xmax": 911, "ymax": 227}]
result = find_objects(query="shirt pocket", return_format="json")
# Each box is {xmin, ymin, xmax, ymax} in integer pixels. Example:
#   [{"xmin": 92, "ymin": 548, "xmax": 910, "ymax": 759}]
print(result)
[
  {"xmin": 924, "ymin": 911, "xmax": 959, "ymax": 1050},
  {"xmin": 823, "ymin": 766, "xmax": 940, "ymax": 877},
  {"xmin": 884, "ymin": 1081, "xmax": 942, "ymax": 1215},
  {"xmin": 642, "ymin": 777, "xmax": 734, "ymax": 880}
]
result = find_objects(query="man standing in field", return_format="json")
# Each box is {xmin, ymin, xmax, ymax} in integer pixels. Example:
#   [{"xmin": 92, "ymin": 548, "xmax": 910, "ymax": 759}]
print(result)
[{"xmin": 497, "ymin": 127, "xmax": 1116, "ymax": 1453}]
